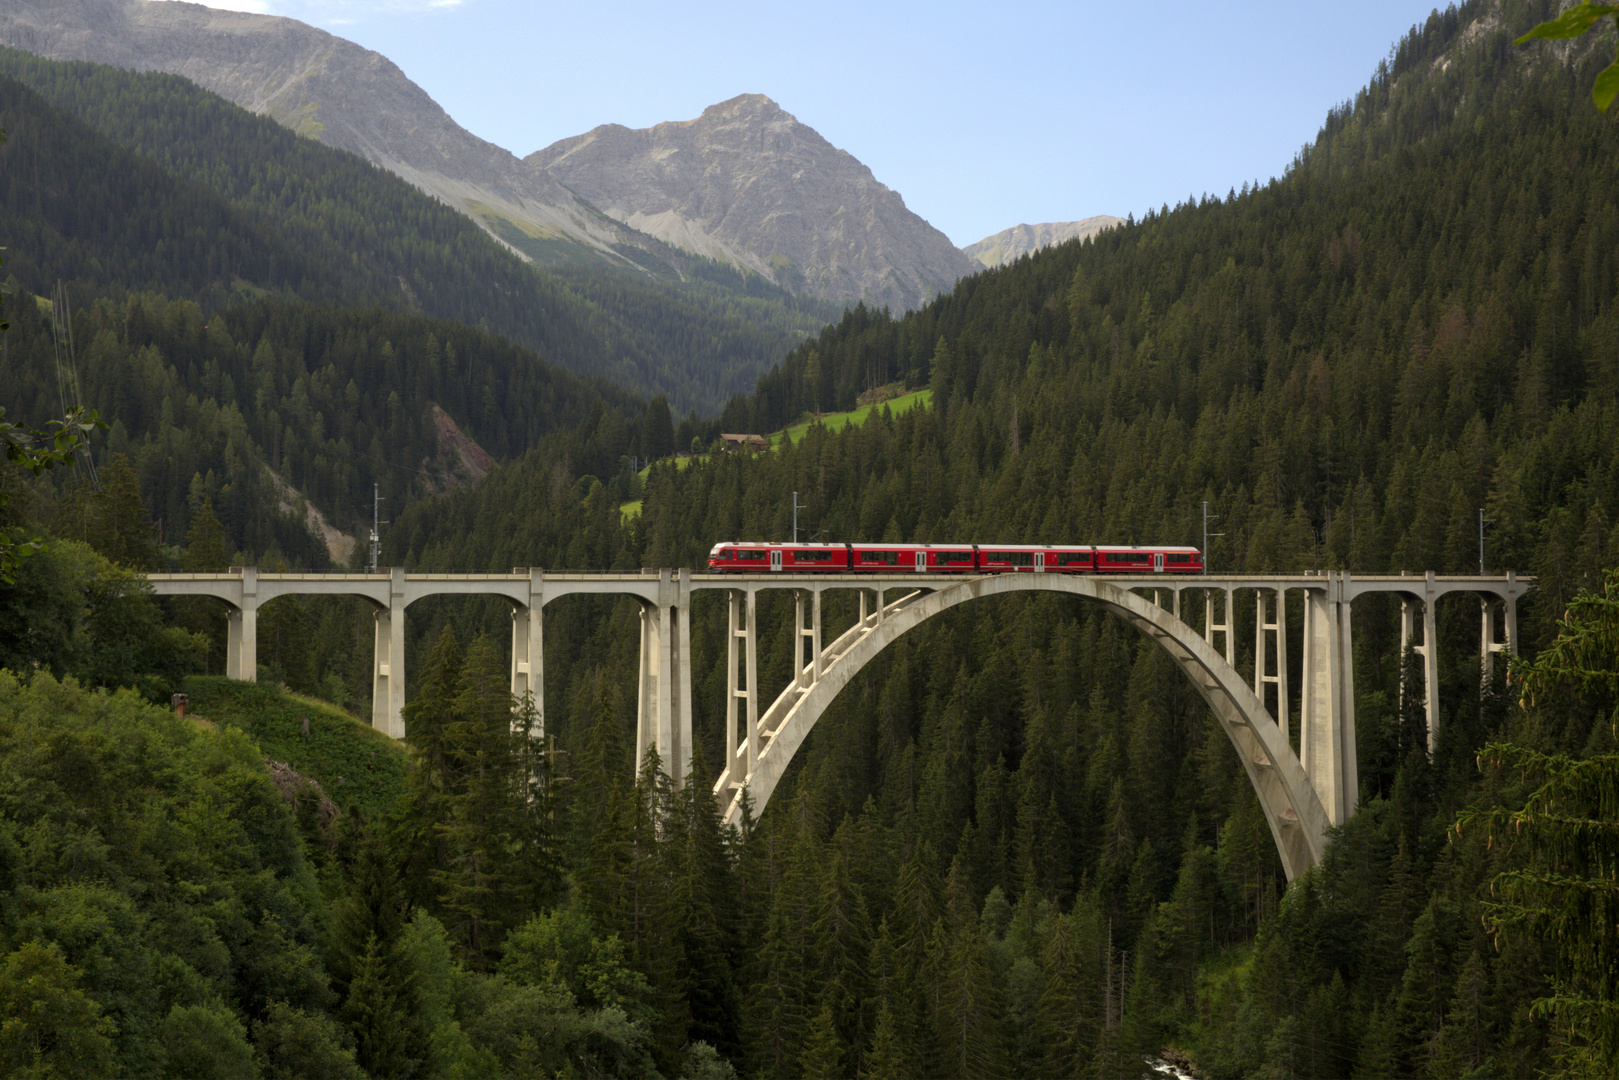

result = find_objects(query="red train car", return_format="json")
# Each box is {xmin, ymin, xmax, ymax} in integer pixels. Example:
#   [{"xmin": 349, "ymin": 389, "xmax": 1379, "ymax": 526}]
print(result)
[
  {"xmin": 1092, "ymin": 545, "xmax": 1204, "ymax": 573},
  {"xmin": 708, "ymin": 542, "xmax": 850, "ymax": 572},
  {"xmin": 976, "ymin": 545, "xmax": 1097, "ymax": 572},
  {"xmin": 849, "ymin": 544, "xmax": 979, "ymax": 572}
]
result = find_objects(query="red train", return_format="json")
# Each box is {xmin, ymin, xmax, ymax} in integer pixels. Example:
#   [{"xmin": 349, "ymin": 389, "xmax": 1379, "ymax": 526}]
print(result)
[{"xmin": 707, "ymin": 542, "xmax": 1203, "ymax": 574}]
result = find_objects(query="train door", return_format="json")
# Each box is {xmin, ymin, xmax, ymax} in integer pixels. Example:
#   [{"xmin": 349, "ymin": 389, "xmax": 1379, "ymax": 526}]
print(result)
[
  {"xmin": 1153, "ymin": 553, "xmax": 1165, "ymax": 573},
  {"xmin": 771, "ymin": 550, "xmax": 784, "ymax": 572},
  {"xmin": 1035, "ymin": 552, "xmax": 1046, "ymax": 573},
  {"xmin": 916, "ymin": 551, "xmax": 927, "ymax": 572}
]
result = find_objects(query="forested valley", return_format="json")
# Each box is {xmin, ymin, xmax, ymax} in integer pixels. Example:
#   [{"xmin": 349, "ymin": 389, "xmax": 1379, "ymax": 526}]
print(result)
[{"xmin": 4, "ymin": 0, "xmax": 1619, "ymax": 1077}]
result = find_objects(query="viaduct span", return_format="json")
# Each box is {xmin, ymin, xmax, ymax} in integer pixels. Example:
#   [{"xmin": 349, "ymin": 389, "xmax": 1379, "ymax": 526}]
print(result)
[{"xmin": 147, "ymin": 568, "xmax": 1531, "ymax": 879}]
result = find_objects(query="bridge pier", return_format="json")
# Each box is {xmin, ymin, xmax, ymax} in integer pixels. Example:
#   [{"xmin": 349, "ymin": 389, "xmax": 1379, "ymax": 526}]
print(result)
[
  {"xmin": 1301, "ymin": 576, "xmax": 1357, "ymax": 824},
  {"xmin": 1398, "ymin": 573, "xmax": 1443, "ymax": 754},
  {"xmin": 635, "ymin": 569, "xmax": 692, "ymax": 785},
  {"xmin": 224, "ymin": 567, "xmax": 258, "ymax": 680},
  {"xmin": 510, "ymin": 569, "xmax": 544, "ymax": 735},
  {"xmin": 725, "ymin": 587, "xmax": 760, "ymax": 786},
  {"xmin": 1204, "ymin": 587, "xmax": 1236, "ymax": 665},
  {"xmin": 1254, "ymin": 589, "xmax": 1290, "ymax": 742},
  {"xmin": 370, "ymin": 568, "xmax": 407, "ymax": 738}
]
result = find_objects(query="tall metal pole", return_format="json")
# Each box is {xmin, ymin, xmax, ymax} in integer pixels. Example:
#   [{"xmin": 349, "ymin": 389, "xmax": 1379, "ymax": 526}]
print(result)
[
  {"xmin": 369, "ymin": 484, "xmax": 382, "ymax": 572},
  {"xmin": 1478, "ymin": 508, "xmax": 1485, "ymax": 575},
  {"xmin": 793, "ymin": 491, "xmax": 799, "ymax": 544}
]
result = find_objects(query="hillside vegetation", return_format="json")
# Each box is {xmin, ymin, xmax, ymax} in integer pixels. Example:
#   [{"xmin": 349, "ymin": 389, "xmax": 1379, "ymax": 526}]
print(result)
[
  {"xmin": 369, "ymin": 2, "xmax": 1619, "ymax": 1075},
  {"xmin": 4, "ymin": 1, "xmax": 1619, "ymax": 1077}
]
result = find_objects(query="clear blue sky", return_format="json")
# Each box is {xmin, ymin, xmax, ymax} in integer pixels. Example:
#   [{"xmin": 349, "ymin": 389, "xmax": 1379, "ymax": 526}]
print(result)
[{"xmin": 183, "ymin": 0, "xmax": 1444, "ymax": 247}]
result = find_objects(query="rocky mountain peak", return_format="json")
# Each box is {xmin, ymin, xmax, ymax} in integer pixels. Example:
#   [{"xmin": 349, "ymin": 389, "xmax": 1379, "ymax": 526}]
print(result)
[{"xmin": 529, "ymin": 96, "xmax": 974, "ymax": 309}]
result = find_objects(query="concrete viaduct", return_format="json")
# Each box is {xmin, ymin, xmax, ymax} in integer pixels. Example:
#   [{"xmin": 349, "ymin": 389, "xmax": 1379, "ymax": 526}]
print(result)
[{"xmin": 147, "ymin": 568, "xmax": 1531, "ymax": 879}]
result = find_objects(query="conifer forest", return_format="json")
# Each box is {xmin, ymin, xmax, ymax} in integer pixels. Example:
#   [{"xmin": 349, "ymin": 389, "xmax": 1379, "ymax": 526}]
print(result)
[{"xmin": 3, "ymin": 1, "xmax": 1619, "ymax": 1076}]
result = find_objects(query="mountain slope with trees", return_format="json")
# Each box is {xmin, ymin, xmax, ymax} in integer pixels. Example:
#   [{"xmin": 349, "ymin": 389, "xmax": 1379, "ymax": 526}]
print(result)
[
  {"xmin": 368, "ymin": 2, "xmax": 1619, "ymax": 1074},
  {"xmin": 5, "ymin": 1, "xmax": 1619, "ymax": 1078},
  {"xmin": 0, "ymin": 47, "xmax": 836, "ymax": 414}
]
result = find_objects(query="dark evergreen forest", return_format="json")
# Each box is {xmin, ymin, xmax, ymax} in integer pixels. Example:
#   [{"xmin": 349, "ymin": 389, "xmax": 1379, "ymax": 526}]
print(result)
[{"xmin": 4, "ymin": 1, "xmax": 1619, "ymax": 1077}]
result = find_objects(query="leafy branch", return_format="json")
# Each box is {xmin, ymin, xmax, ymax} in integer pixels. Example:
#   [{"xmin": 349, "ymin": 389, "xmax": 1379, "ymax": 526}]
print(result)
[{"xmin": 1516, "ymin": 3, "xmax": 1619, "ymax": 111}]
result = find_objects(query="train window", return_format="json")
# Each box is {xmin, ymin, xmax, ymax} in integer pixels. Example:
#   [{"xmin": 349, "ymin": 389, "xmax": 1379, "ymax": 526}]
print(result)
[
  {"xmin": 1168, "ymin": 554, "xmax": 1193, "ymax": 563},
  {"xmin": 794, "ymin": 550, "xmax": 833, "ymax": 561},
  {"xmin": 987, "ymin": 552, "xmax": 1033, "ymax": 566},
  {"xmin": 860, "ymin": 550, "xmax": 899, "ymax": 565},
  {"xmin": 941, "ymin": 552, "xmax": 973, "ymax": 563},
  {"xmin": 1103, "ymin": 552, "xmax": 1140, "ymax": 564},
  {"xmin": 1057, "ymin": 552, "xmax": 1090, "ymax": 565},
  {"xmin": 737, "ymin": 549, "xmax": 767, "ymax": 561}
]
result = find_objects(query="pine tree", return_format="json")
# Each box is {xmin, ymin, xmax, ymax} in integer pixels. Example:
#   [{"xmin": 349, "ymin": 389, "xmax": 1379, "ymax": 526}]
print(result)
[
  {"xmin": 860, "ymin": 1000, "xmax": 904, "ymax": 1080},
  {"xmin": 330, "ymin": 827, "xmax": 426, "ymax": 1078},
  {"xmin": 400, "ymin": 626, "xmax": 464, "ymax": 911},
  {"xmin": 436, "ymin": 631, "xmax": 521, "ymax": 963},
  {"xmin": 92, "ymin": 454, "xmax": 161, "ymax": 568},
  {"xmin": 183, "ymin": 496, "xmax": 228, "ymax": 570},
  {"xmin": 798, "ymin": 998, "xmax": 845, "ymax": 1080}
]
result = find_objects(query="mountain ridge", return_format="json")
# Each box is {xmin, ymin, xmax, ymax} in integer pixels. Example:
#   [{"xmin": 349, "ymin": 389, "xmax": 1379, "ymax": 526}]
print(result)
[
  {"xmin": 963, "ymin": 216, "xmax": 1125, "ymax": 268},
  {"xmin": 0, "ymin": 0, "xmax": 973, "ymax": 309}
]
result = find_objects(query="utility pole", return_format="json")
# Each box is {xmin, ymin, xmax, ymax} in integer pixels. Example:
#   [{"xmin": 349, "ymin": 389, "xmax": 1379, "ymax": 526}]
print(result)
[
  {"xmin": 1202, "ymin": 500, "xmax": 1224, "ymax": 574},
  {"xmin": 792, "ymin": 491, "xmax": 800, "ymax": 544},
  {"xmin": 369, "ymin": 484, "xmax": 385, "ymax": 572},
  {"xmin": 1479, "ymin": 507, "xmax": 1491, "ymax": 575}
]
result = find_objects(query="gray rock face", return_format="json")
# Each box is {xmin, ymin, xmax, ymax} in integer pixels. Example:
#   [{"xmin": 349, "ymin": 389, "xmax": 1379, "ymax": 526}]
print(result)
[
  {"xmin": 1, "ymin": 0, "xmax": 975, "ymax": 309},
  {"xmin": 529, "ymin": 95, "xmax": 978, "ymax": 310},
  {"xmin": 964, "ymin": 217, "xmax": 1124, "ymax": 268}
]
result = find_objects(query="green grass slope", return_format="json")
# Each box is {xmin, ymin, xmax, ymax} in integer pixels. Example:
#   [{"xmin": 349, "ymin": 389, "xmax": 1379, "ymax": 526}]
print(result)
[{"xmin": 182, "ymin": 676, "xmax": 406, "ymax": 815}]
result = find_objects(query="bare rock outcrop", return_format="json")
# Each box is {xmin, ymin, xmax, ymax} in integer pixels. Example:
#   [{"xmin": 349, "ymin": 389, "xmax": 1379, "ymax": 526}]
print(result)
[{"xmin": 529, "ymin": 94, "xmax": 979, "ymax": 310}]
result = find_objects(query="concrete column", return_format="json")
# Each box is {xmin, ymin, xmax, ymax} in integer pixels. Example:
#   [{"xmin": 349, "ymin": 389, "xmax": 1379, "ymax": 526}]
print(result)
[
  {"xmin": 1422, "ymin": 577, "xmax": 1441, "ymax": 754},
  {"xmin": 795, "ymin": 590, "xmax": 810, "ymax": 689},
  {"xmin": 371, "ymin": 568, "xmax": 407, "ymax": 738},
  {"xmin": 1204, "ymin": 588, "xmax": 1232, "ymax": 660},
  {"xmin": 370, "ymin": 606, "xmax": 392, "ymax": 732},
  {"xmin": 1300, "ymin": 575, "xmax": 1357, "ymax": 824},
  {"xmin": 672, "ymin": 568, "xmax": 693, "ymax": 786},
  {"xmin": 1224, "ymin": 588, "xmax": 1236, "ymax": 666},
  {"xmin": 390, "ymin": 569, "xmax": 407, "ymax": 738},
  {"xmin": 225, "ymin": 566, "xmax": 258, "ymax": 681},
  {"xmin": 1505, "ymin": 572, "xmax": 1520, "ymax": 656},
  {"xmin": 634, "ymin": 604, "xmax": 659, "ymax": 775},
  {"xmin": 1480, "ymin": 597, "xmax": 1500, "ymax": 682},
  {"xmin": 510, "ymin": 569, "xmax": 543, "ymax": 736},
  {"xmin": 1276, "ymin": 589, "xmax": 1290, "ymax": 742},
  {"xmin": 745, "ymin": 587, "xmax": 760, "ymax": 776},
  {"xmin": 1254, "ymin": 589, "xmax": 1287, "ymax": 738},
  {"xmin": 811, "ymin": 587, "xmax": 824, "ymax": 683},
  {"xmin": 1399, "ymin": 597, "xmax": 1417, "ymax": 708},
  {"xmin": 726, "ymin": 590, "xmax": 744, "ymax": 785}
]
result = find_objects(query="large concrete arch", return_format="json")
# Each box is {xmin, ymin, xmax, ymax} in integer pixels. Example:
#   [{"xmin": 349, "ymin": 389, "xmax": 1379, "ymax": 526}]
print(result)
[{"xmin": 717, "ymin": 574, "xmax": 1332, "ymax": 879}]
